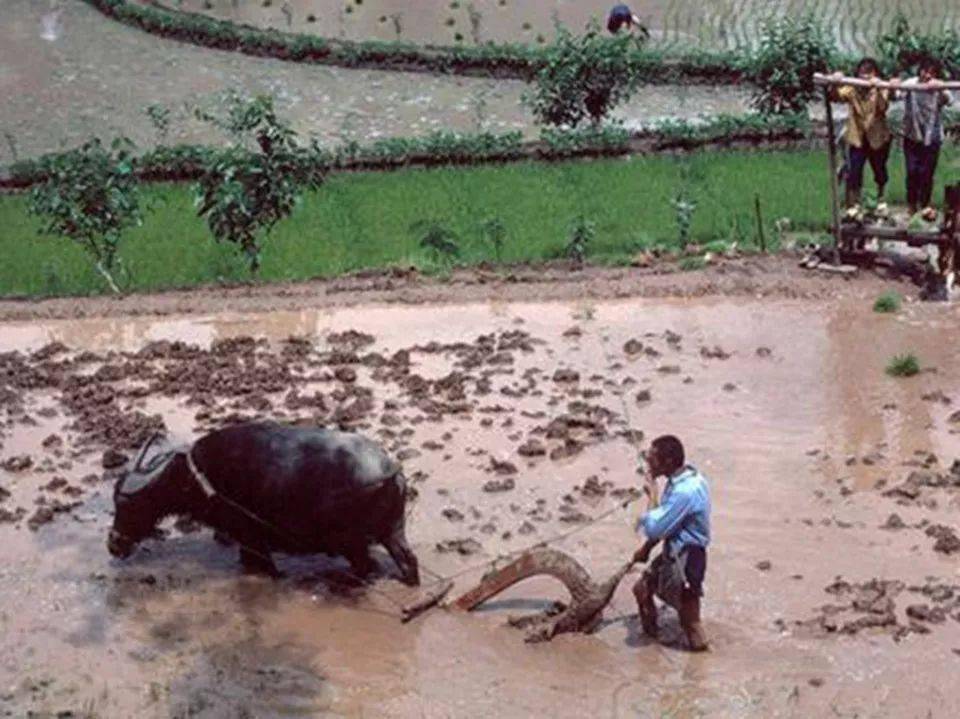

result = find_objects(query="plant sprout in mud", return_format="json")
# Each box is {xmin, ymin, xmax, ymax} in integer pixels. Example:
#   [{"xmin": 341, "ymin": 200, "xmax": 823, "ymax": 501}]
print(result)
[
  {"xmin": 873, "ymin": 291, "xmax": 902, "ymax": 313},
  {"xmin": 886, "ymin": 353, "xmax": 920, "ymax": 377}
]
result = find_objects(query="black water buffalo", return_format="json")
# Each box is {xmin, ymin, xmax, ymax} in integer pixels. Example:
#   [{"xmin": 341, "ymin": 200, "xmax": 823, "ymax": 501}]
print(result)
[{"xmin": 107, "ymin": 422, "xmax": 419, "ymax": 585}]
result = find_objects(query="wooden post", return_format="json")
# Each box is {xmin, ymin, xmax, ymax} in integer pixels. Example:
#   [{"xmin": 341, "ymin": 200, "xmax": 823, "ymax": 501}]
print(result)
[
  {"xmin": 823, "ymin": 88, "xmax": 843, "ymax": 253},
  {"xmin": 942, "ymin": 183, "xmax": 960, "ymax": 283},
  {"xmin": 754, "ymin": 193, "xmax": 766, "ymax": 253}
]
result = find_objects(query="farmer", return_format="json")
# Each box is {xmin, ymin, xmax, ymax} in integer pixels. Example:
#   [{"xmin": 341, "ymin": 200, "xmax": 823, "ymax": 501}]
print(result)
[
  {"xmin": 830, "ymin": 58, "xmax": 894, "ymax": 216},
  {"xmin": 632, "ymin": 435, "xmax": 711, "ymax": 652},
  {"xmin": 894, "ymin": 57, "xmax": 954, "ymax": 220},
  {"xmin": 607, "ymin": 4, "xmax": 644, "ymax": 35}
]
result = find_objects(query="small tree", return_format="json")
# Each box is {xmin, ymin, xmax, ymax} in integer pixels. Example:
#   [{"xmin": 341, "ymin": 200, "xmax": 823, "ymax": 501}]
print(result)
[
  {"xmin": 526, "ymin": 22, "xmax": 648, "ymax": 128},
  {"xmin": 194, "ymin": 93, "xmax": 322, "ymax": 273},
  {"xmin": 28, "ymin": 138, "xmax": 141, "ymax": 294},
  {"xmin": 750, "ymin": 14, "xmax": 836, "ymax": 116},
  {"xmin": 565, "ymin": 215, "xmax": 595, "ymax": 264}
]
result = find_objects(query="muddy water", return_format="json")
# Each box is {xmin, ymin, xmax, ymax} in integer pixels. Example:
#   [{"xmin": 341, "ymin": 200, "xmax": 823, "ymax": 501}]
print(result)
[
  {"xmin": 2, "ymin": 295, "xmax": 960, "ymax": 717},
  {"xmin": 0, "ymin": 0, "xmax": 749, "ymax": 165},
  {"xmin": 180, "ymin": 0, "xmax": 960, "ymax": 53}
]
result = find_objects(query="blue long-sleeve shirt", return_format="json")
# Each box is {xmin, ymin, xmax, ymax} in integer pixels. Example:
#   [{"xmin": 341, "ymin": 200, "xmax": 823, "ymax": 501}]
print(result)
[{"xmin": 637, "ymin": 465, "xmax": 711, "ymax": 554}]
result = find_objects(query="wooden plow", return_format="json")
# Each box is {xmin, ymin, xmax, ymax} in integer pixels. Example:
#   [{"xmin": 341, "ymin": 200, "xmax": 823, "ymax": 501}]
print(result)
[{"xmin": 400, "ymin": 548, "xmax": 636, "ymax": 642}]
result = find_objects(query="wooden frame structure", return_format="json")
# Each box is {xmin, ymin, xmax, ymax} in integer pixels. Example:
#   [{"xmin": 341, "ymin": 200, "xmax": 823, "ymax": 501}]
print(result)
[{"xmin": 812, "ymin": 73, "xmax": 960, "ymax": 283}]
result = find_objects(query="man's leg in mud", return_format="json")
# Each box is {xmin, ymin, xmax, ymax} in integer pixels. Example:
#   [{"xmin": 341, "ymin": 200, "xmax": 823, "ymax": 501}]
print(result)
[
  {"xmin": 678, "ymin": 591, "xmax": 709, "ymax": 652},
  {"xmin": 632, "ymin": 573, "xmax": 658, "ymax": 638}
]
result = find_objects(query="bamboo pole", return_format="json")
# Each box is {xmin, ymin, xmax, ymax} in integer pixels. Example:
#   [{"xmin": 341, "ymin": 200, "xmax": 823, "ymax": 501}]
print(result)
[
  {"xmin": 813, "ymin": 73, "xmax": 960, "ymax": 92},
  {"xmin": 823, "ymin": 88, "xmax": 842, "ymax": 251}
]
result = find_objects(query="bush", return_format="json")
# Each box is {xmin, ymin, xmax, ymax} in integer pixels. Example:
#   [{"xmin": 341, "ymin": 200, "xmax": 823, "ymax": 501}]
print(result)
[
  {"xmin": 877, "ymin": 12, "xmax": 960, "ymax": 77},
  {"xmin": 873, "ymin": 291, "xmax": 902, "ymax": 313},
  {"xmin": 27, "ymin": 137, "xmax": 141, "ymax": 294},
  {"xmin": 565, "ymin": 215, "xmax": 595, "ymax": 264},
  {"xmin": 750, "ymin": 14, "xmax": 837, "ymax": 116},
  {"xmin": 885, "ymin": 353, "xmax": 920, "ymax": 377},
  {"xmin": 194, "ymin": 94, "xmax": 322, "ymax": 272},
  {"xmin": 526, "ymin": 22, "xmax": 647, "ymax": 128},
  {"xmin": 539, "ymin": 124, "xmax": 632, "ymax": 156}
]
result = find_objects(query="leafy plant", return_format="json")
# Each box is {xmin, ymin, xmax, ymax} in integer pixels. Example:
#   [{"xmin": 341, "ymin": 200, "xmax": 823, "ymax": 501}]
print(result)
[
  {"xmin": 678, "ymin": 256, "xmax": 707, "ymax": 271},
  {"xmin": 540, "ymin": 124, "xmax": 631, "ymax": 156},
  {"xmin": 479, "ymin": 216, "xmax": 506, "ymax": 262},
  {"xmin": 749, "ymin": 14, "xmax": 836, "ymax": 115},
  {"xmin": 145, "ymin": 103, "xmax": 172, "ymax": 144},
  {"xmin": 873, "ymin": 291, "xmax": 902, "ymax": 313},
  {"xmin": 886, "ymin": 353, "xmax": 920, "ymax": 377},
  {"xmin": 877, "ymin": 12, "xmax": 960, "ymax": 77},
  {"xmin": 670, "ymin": 187, "xmax": 698, "ymax": 248},
  {"xmin": 411, "ymin": 220, "xmax": 460, "ymax": 267},
  {"xmin": 565, "ymin": 215, "xmax": 595, "ymax": 264},
  {"xmin": 194, "ymin": 93, "xmax": 322, "ymax": 272},
  {"xmin": 526, "ymin": 21, "xmax": 647, "ymax": 128},
  {"xmin": 27, "ymin": 137, "xmax": 141, "ymax": 294}
]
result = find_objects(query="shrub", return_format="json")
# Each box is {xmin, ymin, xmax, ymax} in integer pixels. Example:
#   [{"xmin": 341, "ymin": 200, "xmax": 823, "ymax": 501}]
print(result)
[
  {"xmin": 194, "ymin": 94, "xmax": 322, "ymax": 272},
  {"xmin": 526, "ymin": 22, "xmax": 647, "ymax": 128},
  {"xmin": 565, "ymin": 215, "xmax": 595, "ymax": 264},
  {"xmin": 27, "ymin": 137, "xmax": 141, "ymax": 294},
  {"xmin": 750, "ymin": 14, "xmax": 836, "ymax": 115},
  {"xmin": 886, "ymin": 353, "xmax": 920, "ymax": 377},
  {"xmin": 873, "ymin": 291, "xmax": 902, "ymax": 313},
  {"xmin": 411, "ymin": 220, "xmax": 460, "ymax": 267},
  {"xmin": 479, "ymin": 216, "xmax": 506, "ymax": 262},
  {"xmin": 877, "ymin": 12, "xmax": 960, "ymax": 77}
]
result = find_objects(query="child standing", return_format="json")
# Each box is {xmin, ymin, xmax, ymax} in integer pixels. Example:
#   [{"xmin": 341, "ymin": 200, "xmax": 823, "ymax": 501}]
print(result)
[
  {"xmin": 830, "ymin": 58, "xmax": 893, "ymax": 215},
  {"xmin": 897, "ymin": 58, "xmax": 953, "ymax": 219}
]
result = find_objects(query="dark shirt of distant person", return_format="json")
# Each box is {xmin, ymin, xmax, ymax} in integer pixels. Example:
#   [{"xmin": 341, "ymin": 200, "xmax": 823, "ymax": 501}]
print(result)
[{"xmin": 607, "ymin": 4, "xmax": 647, "ymax": 36}]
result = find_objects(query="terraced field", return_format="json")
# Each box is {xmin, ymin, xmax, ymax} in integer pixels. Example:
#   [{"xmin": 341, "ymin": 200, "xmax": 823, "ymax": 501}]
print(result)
[{"xmin": 179, "ymin": 0, "xmax": 960, "ymax": 53}]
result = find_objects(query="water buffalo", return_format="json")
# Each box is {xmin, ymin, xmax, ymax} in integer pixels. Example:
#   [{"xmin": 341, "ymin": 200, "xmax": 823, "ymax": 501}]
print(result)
[{"xmin": 107, "ymin": 422, "xmax": 419, "ymax": 585}]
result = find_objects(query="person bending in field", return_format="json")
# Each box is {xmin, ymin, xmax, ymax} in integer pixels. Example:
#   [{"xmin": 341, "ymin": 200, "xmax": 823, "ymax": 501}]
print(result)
[
  {"xmin": 893, "ymin": 57, "xmax": 954, "ymax": 221},
  {"xmin": 632, "ymin": 435, "xmax": 711, "ymax": 652},
  {"xmin": 607, "ymin": 4, "xmax": 647, "ymax": 36},
  {"xmin": 830, "ymin": 58, "xmax": 893, "ymax": 217}
]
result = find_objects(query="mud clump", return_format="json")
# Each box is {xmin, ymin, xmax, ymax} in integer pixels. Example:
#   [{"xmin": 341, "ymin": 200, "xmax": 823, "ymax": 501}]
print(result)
[
  {"xmin": 623, "ymin": 339, "xmax": 644, "ymax": 356},
  {"xmin": 489, "ymin": 457, "xmax": 517, "ymax": 475},
  {"xmin": 483, "ymin": 477, "xmax": 516, "ymax": 493},
  {"xmin": 881, "ymin": 513, "xmax": 907, "ymax": 530},
  {"xmin": 517, "ymin": 438, "xmax": 546, "ymax": 457},
  {"xmin": 700, "ymin": 345, "xmax": 732, "ymax": 360},
  {"xmin": 102, "ymin": 449, "xmax": 129, "ymax": 470},
  {"xmin": 552, "ymin": 369, "xmax": 580, "ymax": 384},
  {"xmin": 925, "ymin": 524, "xmax": 960, "ymax": 554},
  {"xmin": 436, "ymin": 538, "xmax": 483, "ymax": 556},
  {"xmin": 635, "ymin": 389, "xmax": 652, "ymax": 404},
  {"xmin": 1, "ymin": 455, "xmax": 33, "ymax": 472}
]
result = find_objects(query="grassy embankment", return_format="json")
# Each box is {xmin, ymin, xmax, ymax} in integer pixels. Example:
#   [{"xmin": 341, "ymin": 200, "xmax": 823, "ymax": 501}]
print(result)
[{"xmin": 0, "ymin": 146, "xmax": 953, "ymax": 298}]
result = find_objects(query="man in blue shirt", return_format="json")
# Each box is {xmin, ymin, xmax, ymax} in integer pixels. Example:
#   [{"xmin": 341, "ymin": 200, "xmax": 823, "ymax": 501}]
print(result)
[{"xmin": 632, "ymin": 435, "xmax": 711, "ymax": 651}]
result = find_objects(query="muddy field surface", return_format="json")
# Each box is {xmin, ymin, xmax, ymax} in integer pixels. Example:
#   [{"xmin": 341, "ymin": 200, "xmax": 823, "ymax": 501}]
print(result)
[
  {"xmin": 2, "ymin": 276, "xmax": 960, "ymax": 717},
  {"xmin": 0, "ymin": 1, "xmax": 748, "ymax": 166}
]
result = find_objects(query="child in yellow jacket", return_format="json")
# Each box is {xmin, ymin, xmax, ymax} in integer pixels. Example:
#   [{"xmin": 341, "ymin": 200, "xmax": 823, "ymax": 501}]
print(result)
[{"xmin": 830, "ymin": 58, "xmax": 893, "ymax": 214}]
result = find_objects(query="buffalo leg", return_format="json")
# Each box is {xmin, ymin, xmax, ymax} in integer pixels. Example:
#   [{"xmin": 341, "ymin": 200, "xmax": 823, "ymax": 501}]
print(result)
[
  {"xmin": 239, "ymin": 545, "xmax": 279, "ymax": 577},
  {"xmin": 383, "ymin": 529, "xmax": 420, "ymax": 586},
  {"xmin": 344, "ymin": 544, "xmax": 375, "ymax": 582}
]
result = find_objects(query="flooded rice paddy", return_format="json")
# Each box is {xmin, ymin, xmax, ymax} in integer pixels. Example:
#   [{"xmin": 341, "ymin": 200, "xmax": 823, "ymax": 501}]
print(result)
[
  {"xmin": 179, "ymin": 0, "xmax": 960, "ymax": 53},
  {"xmin": 0, "ymin": 0, "xmax": 750, "ymax": 165},
  {"xmin": 2, "ymin": 295, "xmax": 960, "ymax": 717}
]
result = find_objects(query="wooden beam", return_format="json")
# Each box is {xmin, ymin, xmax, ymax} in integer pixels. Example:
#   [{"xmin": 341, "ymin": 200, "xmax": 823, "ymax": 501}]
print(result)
[
  {"xmin": 823, "ymin": 88, "xmax": 842, "ymax": 250},
  {"xmin": 813, "ymin": 73, "xmax": 960, "ymax": 92}
]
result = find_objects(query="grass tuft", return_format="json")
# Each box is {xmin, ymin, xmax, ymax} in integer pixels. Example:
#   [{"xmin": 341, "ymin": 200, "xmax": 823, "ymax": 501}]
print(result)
[
  {"xmin": 885, "ymin": 353, "xmax": 920, "ymax": 377},
  {"xmin": 873, "ymin": 291, "xmax": 901, "ymax": 313}
]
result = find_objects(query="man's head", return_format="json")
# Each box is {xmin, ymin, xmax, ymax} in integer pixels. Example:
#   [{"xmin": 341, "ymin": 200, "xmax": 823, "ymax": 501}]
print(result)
[
  {"xmin": 647, "ymin": 435, "xmax": 685, "ymax": 479},
  {"xmin": 919, "ymin": 57, "xmax": 943, "ymax": 83},
  {"xmin": 856, "ymin": 57, "xmax": 880, "ymax": 80}
]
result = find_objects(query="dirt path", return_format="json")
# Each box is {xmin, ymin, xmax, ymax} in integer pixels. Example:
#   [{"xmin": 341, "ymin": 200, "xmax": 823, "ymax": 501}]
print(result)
[{"xmin": 0, "ymin": 254, "xmax": 899, "ymax": 323}]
